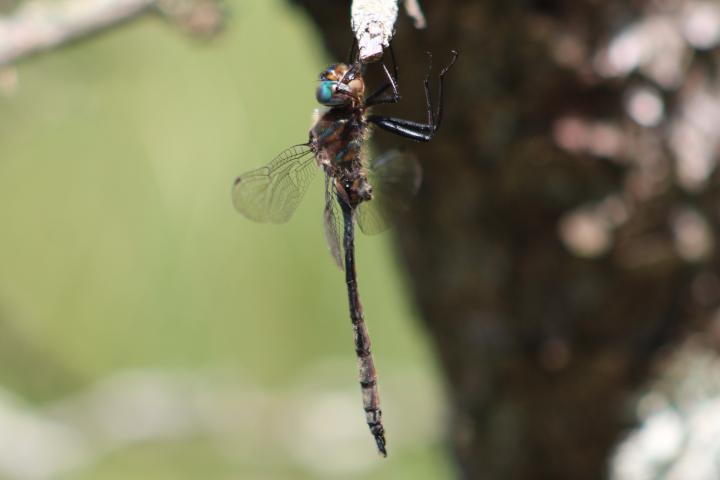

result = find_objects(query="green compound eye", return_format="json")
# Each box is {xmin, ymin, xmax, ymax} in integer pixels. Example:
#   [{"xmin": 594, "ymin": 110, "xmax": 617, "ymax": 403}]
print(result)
[{"xmin": 316, "ymin": 81, "xmax": 348, "ymax": 106}]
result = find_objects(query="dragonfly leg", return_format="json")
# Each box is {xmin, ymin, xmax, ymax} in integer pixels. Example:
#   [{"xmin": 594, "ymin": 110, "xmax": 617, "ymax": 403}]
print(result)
[
  {"xmin": 367, "ymin": 115, "xmax": 434, "ymax": 141},
  {"xmin": 366, "ymin": 45, "xmax": 401, "ymax": 106},
  {"xmin": 346, "ymin": 37, "xmax": 358, "ymax": 64},
  {"xmin": 388, "ymin": 43, "xmax": 399, "ymax": 82},
  {"xmin": 367, "ymin": 50, "xmax": 458, "ymax": 141},
  {"xmin": 365, "ymin": 64, "xmax": 400, "ymax": 106},
  {"xmin": 427, "ymin": 49, "xmax": 459, "ymax": 132}
]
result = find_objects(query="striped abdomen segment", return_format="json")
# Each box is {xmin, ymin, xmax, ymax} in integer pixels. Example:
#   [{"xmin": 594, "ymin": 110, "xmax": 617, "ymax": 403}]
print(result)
[{"xmin": 356, "ymin": 316, "xmax": 385, "ymax": 456}]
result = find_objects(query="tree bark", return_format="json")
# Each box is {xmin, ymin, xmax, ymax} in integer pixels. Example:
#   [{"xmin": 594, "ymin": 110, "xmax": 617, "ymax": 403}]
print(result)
[{"xmin": 294, "ymin": 1, "xmax": 720, "ymax": 479}]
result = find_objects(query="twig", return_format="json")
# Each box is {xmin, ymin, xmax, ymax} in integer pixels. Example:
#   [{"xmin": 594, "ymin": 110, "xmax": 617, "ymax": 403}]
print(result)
[
  {"xmin": 350, "ymin": 0, "xmax": 427, "ymax": 63},
  {"xmin": 351, "ymin": 0, "xmax": 399, "ymax": 63},
  {"xmin": 0, "ymin": 0, "xmax": 222, "ymax": 67}
]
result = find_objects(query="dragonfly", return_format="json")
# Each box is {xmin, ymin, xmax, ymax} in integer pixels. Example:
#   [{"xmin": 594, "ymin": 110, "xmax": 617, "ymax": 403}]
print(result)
[{"xmin": 232, "ymin": 48, "xmax": 458, "ymax": 456}]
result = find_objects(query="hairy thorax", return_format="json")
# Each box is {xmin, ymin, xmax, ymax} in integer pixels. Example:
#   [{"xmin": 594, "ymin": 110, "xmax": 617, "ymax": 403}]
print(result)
[{"xmin": 310, "ymin": 106, "xmax": 373, "ymax": 207}]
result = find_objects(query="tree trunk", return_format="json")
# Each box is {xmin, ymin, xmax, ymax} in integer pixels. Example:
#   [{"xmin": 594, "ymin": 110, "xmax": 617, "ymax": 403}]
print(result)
[{"xmin": 294, "ymin": 1, "xmax": 720, "ymax": 478}]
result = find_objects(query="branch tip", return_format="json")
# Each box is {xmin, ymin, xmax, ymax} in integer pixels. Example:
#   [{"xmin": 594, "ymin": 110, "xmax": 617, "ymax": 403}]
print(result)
[{"xmin": 351, "ymin": 0, "xmax": 399, "ymax": 63}]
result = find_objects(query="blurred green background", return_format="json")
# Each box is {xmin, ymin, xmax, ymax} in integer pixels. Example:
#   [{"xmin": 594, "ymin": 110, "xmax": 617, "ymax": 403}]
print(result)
[{"xmin": 0, "ymin": 0, "xmax": 452, "ymax": 478}]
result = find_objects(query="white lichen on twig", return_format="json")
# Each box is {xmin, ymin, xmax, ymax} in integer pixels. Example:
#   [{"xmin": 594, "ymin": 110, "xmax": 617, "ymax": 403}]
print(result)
[
  {"xmin": 351, "ymin": 0, "xmax": 427, "ymax": 63},
  {"xmin": 351, "ymin": 0, "xmax": 399, "ymax": 63}
]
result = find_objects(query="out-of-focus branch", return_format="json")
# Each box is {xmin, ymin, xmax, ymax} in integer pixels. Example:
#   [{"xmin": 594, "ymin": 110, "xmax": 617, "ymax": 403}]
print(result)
[
  {"xmin": 0, "ymin": 0, "xmax": 223, "ymax": 67},
  {"xmin": 403, "ymin": 0, "xmax": 425, "ymax": 29},
  {"xmin": 0, "ymin": 0, "xmax": 153, "ymax": 66}
]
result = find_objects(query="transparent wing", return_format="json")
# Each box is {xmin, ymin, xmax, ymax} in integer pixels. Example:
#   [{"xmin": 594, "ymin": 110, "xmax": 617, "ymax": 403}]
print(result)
[
  {"xmin": 232, "ymin": 144, "xmax": 317, "ymax": 223},
  {"xmin": 357, "ymin": 150, "xmax": 422, "ymax": 235},
  {"xmin": 323, "ymin": 176, "xmax": 345, "ymax": 270}
]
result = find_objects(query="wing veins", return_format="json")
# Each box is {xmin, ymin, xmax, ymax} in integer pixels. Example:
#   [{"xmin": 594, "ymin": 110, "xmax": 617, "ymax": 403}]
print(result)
[{"xmin": 233, "ymin": 144, "xmax": 317, "ymax": 223}]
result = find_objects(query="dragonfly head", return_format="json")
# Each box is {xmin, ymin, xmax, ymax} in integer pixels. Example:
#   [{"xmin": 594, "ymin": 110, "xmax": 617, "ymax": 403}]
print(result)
[
  {"xmin": 316, "ymin": 81, "xmax": 348, "ymax": 106},
  {"xmin": 316, "ymin": 63, "xmax": 365, "ymax": 106}
]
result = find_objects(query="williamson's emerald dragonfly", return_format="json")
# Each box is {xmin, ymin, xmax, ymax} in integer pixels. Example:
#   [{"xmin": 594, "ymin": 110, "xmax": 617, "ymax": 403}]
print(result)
[{"xmin": 232, "ymin": 48, "xmax": 458, "ymax": 456}]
